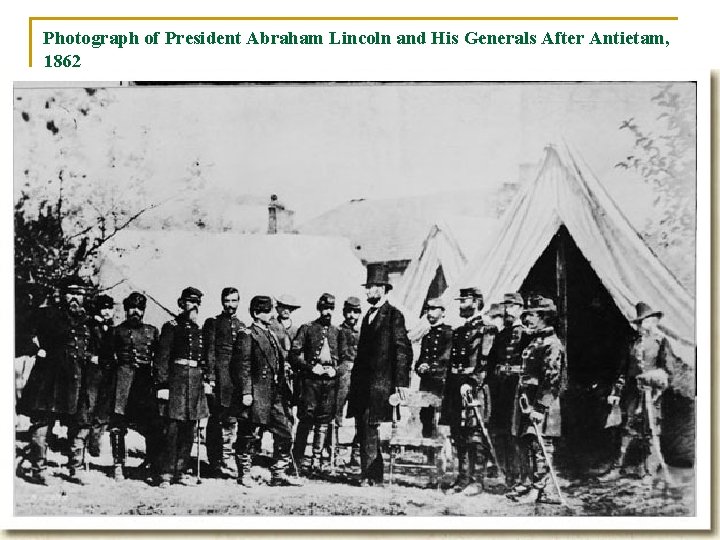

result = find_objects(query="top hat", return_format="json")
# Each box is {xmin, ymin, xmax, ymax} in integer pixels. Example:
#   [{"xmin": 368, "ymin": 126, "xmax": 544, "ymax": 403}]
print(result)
[
  {"xmin": 425, "ymin": 297, "xmax": 445, "ymax": 311},
  {"xmin": 180, "ymin": 286, "xmax": 203, "ymax": 304},
  {"xmin": 123, "ymin": 292, "xmax": 147, "ymax": 310},
  {"xmin": 524, "ymin": 295, "xmax": 557, "ymax": 314},
  {"xmin": 631, "ymin": 301, "xmax": 663, "ymax": 323},
  {"xmin": 502, "ymin": 292, "xmax": 524, "ymax": 306},
  {"xmin": 455, "ymin": 287, "xmax": 483, "ymax": 301},
  {"xmin": 343, "ymin": 296, "xmax": 362, "ymax": 311},
  {"xmin": 317, "ymin": 293, "xmax": 336, "ymax": 310},
  {"xmin": 276, "ymin": 294, "xmax": 301, "ymax": 310},
  {"xmin": 363, "ymin": 263, "xmax": 393, "ymax": 290}
]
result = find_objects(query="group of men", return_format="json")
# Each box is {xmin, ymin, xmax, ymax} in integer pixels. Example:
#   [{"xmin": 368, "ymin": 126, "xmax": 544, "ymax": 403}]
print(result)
[{"xmin": 16, "ymin": 261, "xmax": 674, "ymax": 503}]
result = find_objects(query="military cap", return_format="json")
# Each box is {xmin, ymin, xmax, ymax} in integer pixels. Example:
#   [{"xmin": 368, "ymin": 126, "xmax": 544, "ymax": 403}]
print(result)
[
  {"xmin": 455, "ymin": 287, "xmax": 483, "ymax": 301},
  {"xmin": 363, "ymin": 263, "xmax": 393, "ymax": 290},
  {"xmin": 61, "ymin": 275, "xmax": 88, "ymax": 294},
  {"xmin": 95, "ymin": 294, "xmax": 114, "ymax": 310},
  {"xmin": 486, "ymin": 303, "xmax": 503, "ymax": 318},
  {"xmin": 276, "ymin": 294, "xmax": 301, "ymax": 310},
  {"xmin": 123, "ymin": 292, "xmax": 147, "ymax": 310},
  {"xmin": 317, "ymin": 293, "xmax": 336, "ymax": 310},
  {"xmin": 631, "ymin": 301, "xmax": 663, "ymax": 323},
  {"xmin": 343, "ymin": 296, "xmax": 362, "ymax": 310},
  {"xmin": 250, "ymin": 295, "xmax": 273, "ymax": 314},
  {"xmin": 425, "ymin": 297, "xmax": 445, "ymax": 311},
  {"xmin": 502, "ymin": 292, "xmax": 524, "ymax": 306},
  {"xmin": 524, "ymin": 295, "xmax": 557, "ymax": 314},
  {"xmin": 180, "ymin": 286, "xmax": 203, "ymax": 304}
]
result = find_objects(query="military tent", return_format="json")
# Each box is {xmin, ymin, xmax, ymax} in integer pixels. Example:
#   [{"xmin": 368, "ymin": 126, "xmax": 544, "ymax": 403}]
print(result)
[
  {"xmin": 97, "ymin": 230, "xmax": 366, "ymax": 328},
  {"xmin": 394, "ymin": 216, "xmax": 498, "ymax": 319},
  {"xmin": 449, "ymin": 143, "xmax": 695, "ymax": 465}
]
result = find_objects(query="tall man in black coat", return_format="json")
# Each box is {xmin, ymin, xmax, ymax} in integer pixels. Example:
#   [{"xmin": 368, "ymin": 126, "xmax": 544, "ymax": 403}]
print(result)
[
  {"xmin": 231, "ymin": 295, "xmax": 303, "ymax": 488},
  {"xmin": 203, "ymin": 287, "xmax": 245, "ymax": 478},
  {"xmin": 347, "ymin": 263, "xmax": 412, "ymax": 486}
]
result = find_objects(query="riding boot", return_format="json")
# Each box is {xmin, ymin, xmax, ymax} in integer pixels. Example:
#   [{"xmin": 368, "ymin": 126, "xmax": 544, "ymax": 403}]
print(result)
[
  {"xmin": 222, "ymin": 423, "xmax": 238, "ymax": 477},
  {"xmin": 28, "ymin": 424, "xmax": 49, "ymax": 484},
  {"xmin": 292, "ymin": 420, "xmax": 312, "ymax": 472},
  {"xmin": 270, "ymin": 453, "xmax": 304, "ymax": 486},
  {"xmin": 67, "ymin": 428, "xmax": 90, "ymax": 484},
  {"xmin": 310, "ymin": 423, "xmax": 329, "ymax": 473},
  {"xmin": 599, "ymin": 434, "xmax": 631, "ymax": 481},
  {"xmin": 461, "ymin": 445, "xmax": 484, "ymax": 495},
  {"xmin": 110, "ymin": 430, "xmax": 126, "ymax": 481},
  {"xmin": 451, "ymin": 443, "xmax": 470, "ymax": 492}
]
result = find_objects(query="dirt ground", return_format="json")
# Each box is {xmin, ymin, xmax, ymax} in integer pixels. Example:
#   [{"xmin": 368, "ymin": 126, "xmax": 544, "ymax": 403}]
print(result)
[{"xmin": 14, "ymin": 429, "xmax": 694, "ymax": 517}]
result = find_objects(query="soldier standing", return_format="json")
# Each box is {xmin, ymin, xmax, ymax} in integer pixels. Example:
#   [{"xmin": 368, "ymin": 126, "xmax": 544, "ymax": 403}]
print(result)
[
  {"xmin": 17, "ymin": 276, "xmax": 93, "ymax": 484},
  {"xmin": 507, "ymin": 296, "xmax": 567, "ymax": 504},
  {"xmin": 156, "ymin": 287, "xmax": 212, "ymax": 487},
  {"xmin": 413, "ymin": 298, "xmax": 453, "ymax": 438},
  {"xmin": 486, "ymin": 293, "xmax": 532, "ymax": 487},
  {"xmin": 347, "ymin": 263, "xmax": 412, "ymax": 486},
  {"xmin": 268, "ymin": 294, "xmax": 301, "ymax": 423},
  {"xmin": 599, "ymin": 302, "xmax": 674, "ymax": 481},
  {"xmin": 231, "ymin": 295, "xmax": 303, "ymax": 487},
  {"xmin": 439, "ymin": 287, "xmax": 493, "ymax": 495},
  {"xmin": 290, "ymin": 293, "xmax": 340, "ymax": 474},
  {"xmin": 80, "ymin": 294, "xmax": 116, "ymax": 458},
  {"xmin": 108, "ymin": 292, "xmax": 161, "ymax": 481},
  {"xmin": 203, "ymin": 287, "xmax": 245, "ymax": 478}
]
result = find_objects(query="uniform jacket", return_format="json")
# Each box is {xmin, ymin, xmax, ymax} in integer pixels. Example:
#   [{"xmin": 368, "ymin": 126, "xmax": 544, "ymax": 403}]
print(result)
[
  {"xmin": 113, "ymin": 319, "xmax": 159, "ymax": 416},
  {"xmin": 203, "ymin": 313, "xmax": 245, "ymax": 407},
  {"xmin": 515, "ymin": 326, "xmax": 567, "ymax": 438},
  {"xmin": 156, "ymin": 315, "xmax": 210, "ymax": 421},
  {"xmin": 268, "ymin": 317, "xmax": 297, "ymax": 355},
  {"xmin": 231, "ymin": 322, "xmax": 290, "ymax": 425},
  {"xmin": 347, "ymin": 300, "xmax": 413, "ymax": 424},
  {"xmin": 440, "ymin": 315, "xmax": 488, "ymax": 426},
  {"xmin": 337, "ymin": 320, "xmax": 359, "ymax": 380},
  {"xmin": 290, "ymin": 319, "xmax": 340, "ymax": 377},
  {"xmin": 18, "ymin": 306, "xmax": 92, "ymax": 417},
  {"xmin": 76, "ymin": 316, "xmax": 116, "ymax": 425},
  {"xmin": 414, "ymin": 322, "xmax": 452, "ymax": 395}
]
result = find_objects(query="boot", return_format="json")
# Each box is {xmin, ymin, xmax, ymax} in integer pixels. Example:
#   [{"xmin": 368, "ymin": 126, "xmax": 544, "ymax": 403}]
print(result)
[
  {"xmin": 450, "ymin": 446, "xmax": 470, "ymax": 492},
  {"xmin": 67, "ymin": 430, "xmax": 89, "ymax": 484},
  {"xmin": 510, "ymin": 486, "xmax": 540, "ymax": 503},
  {"xmin": 310, "ymin": 424, "xmax": 329, "ymax": 476},
  {"xmin": 28, "ymin": 426, "xmax": 49, "ymax": 485},
  {"xmin": 88, "ymin": 425, "xmax": 104, "ymax": 458},
  {"xmin": 270, "ymin": 454, "xmax": 304, "ymax": 487},
  {"xmin": 235, "ymin": 454, "xmax": 259, "ymax": 488},
  {"xmin": 221, "ymin": 424, "xmax": 238, "ymax": 477},
  {"xmin": 292, "ymin": 420, "xmax": 311, "ymax": 470},
  {"xmin": 350, "ymin": 442, "xmax": 361, "ymax": 467},
  {"xmin": 110, "ymin": 430, "xmax": 126, "ymax": 481},
  {"xmin": 461, "ymin": 446, "xmax": 484, "ymax": 496}
]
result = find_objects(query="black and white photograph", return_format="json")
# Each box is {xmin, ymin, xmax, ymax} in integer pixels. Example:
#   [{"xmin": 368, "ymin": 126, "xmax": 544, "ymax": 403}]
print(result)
[{"xmin": 13, "ymin": 81, "xmax": 698, "ymax": 519}]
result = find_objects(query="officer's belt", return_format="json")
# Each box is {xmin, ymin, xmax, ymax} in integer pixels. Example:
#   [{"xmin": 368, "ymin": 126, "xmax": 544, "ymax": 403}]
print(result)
[
  {"xmin": 496, "ymin": 364, "xmax": 523, "ymax": 375},
  {"xmin": 519, "ymin": 375, "xmax": 539, "ymax": 386},
  {"xmin": 132, "ymin": 358, "xmax": 151, "ymax": 366},
  {"xmin": 174, "ymin": 358, "xmax": 199, "ymax": 367},
  {"xmin": 451, "ymin": 366, "xmax": 476, "ymax": 375}
]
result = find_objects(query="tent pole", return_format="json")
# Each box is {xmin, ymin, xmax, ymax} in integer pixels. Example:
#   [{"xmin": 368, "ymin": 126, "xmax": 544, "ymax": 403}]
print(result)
[{"xmin": 555, "ymin": 230, "xmax": 569, "ymax": 344}]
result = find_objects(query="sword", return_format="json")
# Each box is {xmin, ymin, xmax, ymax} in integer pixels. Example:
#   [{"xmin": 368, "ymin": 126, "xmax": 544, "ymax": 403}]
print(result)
[
  {"xmin": 642, "ymin": 386, "xmax": 674, "ymax": 487},
  {"xmin": 330, "ymin": 419, "xmax": 337, "ymax": 474},
  {"xmin": 518, "ymin": 393, "xmax": 568, "ymax": 507},
  {"xmin": 195, "ymin": 420, "xmax": 202, "ymax": 485},
  {"xmin": 463, "ymin": 388, "xmax": 504, "ymax": 479}
]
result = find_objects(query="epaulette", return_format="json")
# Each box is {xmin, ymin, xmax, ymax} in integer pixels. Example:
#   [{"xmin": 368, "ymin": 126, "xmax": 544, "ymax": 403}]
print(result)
[{"xmin": 167, "ymin": 318, "xmax": 178, "ymax": 327}]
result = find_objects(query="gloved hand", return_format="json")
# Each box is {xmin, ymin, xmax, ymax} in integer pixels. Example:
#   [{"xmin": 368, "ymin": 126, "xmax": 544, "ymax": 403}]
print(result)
[
  {"xmin": 530, "ymin": 410, "xmax": 545, "ymax": 424},
  {"xmin": 607, "ymin": 395, "xmax": 620, "ymax": 406},
  {"xmin": 157, "ymin": 388, "xmax": 169, "ymax": 400},
  {"xmin": 324, "ymin": 366, "xmax": 336, "ymax": 378},
  {"xmin": 203, "ymin": 382, "xmax": 213, "ymax": 395},
  {"xmin": 37, "ymin": 349, "xmax": 47, "ymax": 359},
  {"xmin": 416, "ymin": 363, "xmax": 429, "ymax": 375},
  {"xmin": 242, "ymin": 394, "xmax": 253, "ymax": 407},
  {"xmin": 312, "ymin": 363, "xmax": 325, "ymax": 376},
  {"xmin": 460, "ymin": 383, "xmax": 473, "ymax": 398}
]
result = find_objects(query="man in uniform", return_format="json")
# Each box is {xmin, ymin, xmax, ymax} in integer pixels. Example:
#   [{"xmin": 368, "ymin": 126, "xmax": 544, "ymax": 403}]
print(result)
[
  {"xmin": 80, "ymin": 294, "xmax": 116, "ymax": 458},
  {"xmin": 348, "ymin": 263, "xmax": 412, "ymax": 486},
  {"xmin": 507, "ymin": 296, "xmax": 567, "ymax": 504},
  {"xmin": 413, "ymin": 298, "xmax": 453, "ymax": 438},
  {"xmin": 290, "ymin": 293, "xmax": 340, "ymax": 474},
  {"xmin": 109, "ymin": 292, "xmax": 161, "ymax": 481},
  {"xmin": 156, "ymin": 287, "xmax": 212, "ymax": 487},
  {"xmin": 203, "ymin": 287, "xmax": 245, "ymax": 478},
  {"xmin": 599, "ymin": 301, "xmax": 674, "ymax": 481},
  {"xmin": 231, "ymin": 295, "xmax": 303, "ymax": 487},
  {"xmin": 268, "ymin": 294, "xmax": 301, "ymax": 423},
  {"xmin": 486, "ymin": 292, "xmax": 532, "ymax": 487},
  {"xmin": 439, "ymin": 287, "xmax": 493, "ymax": 495},
  {"xmin": 17, "ymin": 276, "xmax": 93, "ymax": 484}
]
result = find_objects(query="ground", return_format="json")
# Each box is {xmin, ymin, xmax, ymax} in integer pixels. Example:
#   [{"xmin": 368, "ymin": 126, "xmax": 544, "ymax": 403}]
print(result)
[{"xmin": 14, "ymin": 429, "xmax": 694, "ymax": 517}]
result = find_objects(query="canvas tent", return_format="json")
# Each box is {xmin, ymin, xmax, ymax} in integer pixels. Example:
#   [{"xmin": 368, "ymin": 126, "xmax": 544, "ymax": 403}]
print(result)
[
  {"xmin": 447, "ymin": 143, "xmax": 695, "ymax": 464},
  {"xmin": 394, "ymin": 216, "xmax": 498, "ymax": 319},
  {"xmin": 97, "ymin": 230, "xmax": 366, "ymax": 328}
]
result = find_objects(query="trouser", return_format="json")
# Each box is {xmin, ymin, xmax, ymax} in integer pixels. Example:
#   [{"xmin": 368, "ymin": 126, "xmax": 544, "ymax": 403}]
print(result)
[
  {"xmin": 491, "ymin": 429, "xmax": 520, "ymax": 482},
  {"xmin": 159, "ymin": 419, "xmax": 195, "ymax": 479},
  {"xmin": 419, "ymin": 406, "xmax": 437, "ymax": 438},
  {"xmin": 334, "ymin": 366, "xmax": 352, "ymax": 426},
  {"xmin": 27, "ymin": 416, "xmax": 53, "ymax": 473},
  {"xmin": 66, "ymin": 423, "xmax": 91, "ymax": 473},
  {"xmin": 206, "ymin": 404, "xmax": 237, "ymax": 468},
  {"xmin": 293, "ymin": 377, "xmax": 336, "ymax": 466},
  {"xmin": 355, "ymin": 407, "xmax": 383, "ymax": 482},
  {"xmin": 109, "ymin": 414, "xmax": 164, "ymax": 471},
  {"xmin": 451, "ymin": 426, "xmax": 490, "ymax": 484},
  {"xmin": 519, "ymin": 434, "xmax": 555, "ymax": 490}
]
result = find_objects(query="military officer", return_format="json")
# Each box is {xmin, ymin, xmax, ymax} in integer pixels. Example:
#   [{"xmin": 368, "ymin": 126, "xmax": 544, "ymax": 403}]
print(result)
[
  {"xmin": 439, "ymin": 287, "xmax": 492, "ymax": 495},
  {"xmin": 486, "ymin": 292, "xmax": 532, "ymax": 487},
  {"xmin": 231, "ymin": 295, "xmax": 303, "ymax": 488},
  {"xmin": 268, "ymin": 294, "xmax": 301, "ymax": 417},
  {"xmin": 203, "ymin": 287, "xmax": 245, "ymax": 478},
  {"xmin": 290, "ymin": 293, "xmax": 340, "ymax": 474},
  {"xmin": 17, "ymin": 276, "xmax": 93, "ymax": 484},
  {"xmin": 156, "ymin": 287, "xmax": 212, "ymax": 487},
  {"xmin": 413, "ymin": 298, "xmax": 453, "ymax": 438},
  {"xmin": 599, "ymin": 302, "xmax": 674, "ymax": 481},
  {"xmin": 507, "ymin": 296, "xmax": 567, "ymax": 504},
  {"xmin": 108, "ymin": 292, "xmax": 161, "ymax": 481}
]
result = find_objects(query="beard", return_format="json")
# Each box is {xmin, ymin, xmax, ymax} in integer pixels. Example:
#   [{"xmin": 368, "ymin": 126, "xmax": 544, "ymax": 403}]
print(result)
[
  {"xmin": 459, "ymin": 306, "xmax": 476, "ymax": 319},
  {"xmin": 223, "ymin": 307, "xmax": 237, "ymax": 316},
  {"xmin": 319, "ymin": 313, "xmax": 332, "ymax": 325},
  {"xmin": 366, "ymin": 296, "xmax": 380, "ymax": 306},
  {"xmin": 67, "ymin": 300, "xmax": 83, "ymax": 315},
  {"xmin": 128, "ymin": 312, "xmax": 143, "ymax": 324}
]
